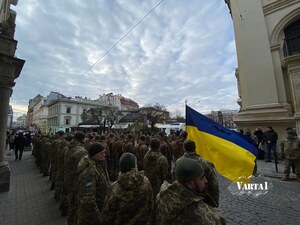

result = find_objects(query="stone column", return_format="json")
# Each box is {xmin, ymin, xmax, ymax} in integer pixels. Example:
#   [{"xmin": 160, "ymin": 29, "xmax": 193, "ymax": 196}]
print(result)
[
  {"xmin": 0, "ymin": 35, "xmax": 25, "ymax": 192},
  {"xmin": 284, "ymin": 55, "xmax": 300, "ymax": 135}
]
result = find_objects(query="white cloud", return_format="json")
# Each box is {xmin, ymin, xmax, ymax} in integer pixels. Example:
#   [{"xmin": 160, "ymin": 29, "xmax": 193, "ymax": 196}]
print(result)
[{"xmin": 11, "ymin": 0, "xmax": 238, "ymax": 118}]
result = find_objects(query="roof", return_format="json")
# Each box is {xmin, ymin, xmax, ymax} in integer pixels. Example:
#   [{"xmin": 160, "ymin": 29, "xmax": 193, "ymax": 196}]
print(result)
[
  {"xmin": 119, "ymin": 112, "xmax": 144, "ymax": 123},
  {"xmin": 120, "ymin": 97, "xmax": 139, "ymax": 107}
]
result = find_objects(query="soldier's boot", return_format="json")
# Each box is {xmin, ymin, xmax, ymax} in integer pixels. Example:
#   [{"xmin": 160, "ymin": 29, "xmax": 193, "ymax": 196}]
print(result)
[{"xmin": 281, "ymin": 174, "xmax": 289, "ymax": 181}]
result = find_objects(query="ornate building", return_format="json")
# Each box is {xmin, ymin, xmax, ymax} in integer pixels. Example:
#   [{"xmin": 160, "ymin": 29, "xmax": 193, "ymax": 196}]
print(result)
[
  {"xmin": 225, "ymin": 0, "xmax": 300, "ymax": 137},
  {"xmin": 99, "ymin": 93, "xmax": 139, "ymax": 111}
]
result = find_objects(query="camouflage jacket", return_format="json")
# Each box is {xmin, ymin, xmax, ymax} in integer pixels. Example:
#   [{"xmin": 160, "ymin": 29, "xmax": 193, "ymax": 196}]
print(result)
[
  {"xmin": 78, "ymin": 157, "xmax": 110, "ymax": 225},
  {"xmin": 64, "ymin": 139, "xmax": 87, "ymax": 192},
  {"xmin": 180, "ymin": 152, "xmax": 219, "ymax": 207},
  {"xmin": 280, "ymin": 137, "xmax": 300, "ymax": 160},
  {"xmin": 144, "ymin": 150, "xmax": 169, "ymax": 196},
  {"xmin": 160, "ymin": 140, "xmax": 172, "ymax": 166},
  {"xmin": 171, "ymin": 138, "xmax": 185, "ymax": 161},
  {"xmin": 100, "ymin": 169, "xmax": 153, "ymax": 225},
  {"xmin": 122, "ymin": 140, "xmax": 134, "ymax": 153},
  {"xmin": 57, "ymin": 139, "xmax": 69, "ymax": 182},
  {"xmin": 156, "ymin": 181, "xmax": 226, "ymax": 225},
  {"xmin": 134, "ymin": 142, "xmax": 148, "ymax": 170}
]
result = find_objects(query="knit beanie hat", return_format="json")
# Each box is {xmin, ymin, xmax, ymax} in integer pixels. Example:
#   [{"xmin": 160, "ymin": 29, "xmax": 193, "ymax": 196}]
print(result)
[
  {"xmin": 150, "ymin": 138, "xmax": 160, "ymax": 151},
  {"xmin": 119, "ymin": 153, "xmax": 137, "ymax": 173},
  {"xmin": 286, "ymin": 129, "xmax": 297, "ymax": 137},
  {"xmin": 74, "ymin": 131, "xmax": 86, "ymax": 142},
  {"xmin": 88, "ymin": 143, "xmax": 105, "ymax": 158},
  {"xmin": 175, "ymin": 157, "xmax": 204, "ymax": 183},
  {"xmin": 184, "ymin": 139, "xmax": 196, "ymax": 152}
]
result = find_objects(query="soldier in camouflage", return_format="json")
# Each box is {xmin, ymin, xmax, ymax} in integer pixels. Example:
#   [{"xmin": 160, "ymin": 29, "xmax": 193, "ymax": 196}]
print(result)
[
  {"xmin": 280, "ymin": 129, "xmax": 300, "ymax": 182},
  {"xmin": 122, "ymin": 134, "xmax": 135, "ymax": 154},
  {"xmin": 99, "ymin": 153, "xmax": 153, "ymax": 225},
  {"xmin": 178, "ymin": 139, "xmax": 219, "ymax": 207},
  {"xmin": 144, "ymin": 138, "xmax": 169, "ymax": 197},
  {"xmin": 171, "ymin": 131, "xmax": 187, "ymax": 162},
  {"xmin": 134, "ymin": 135, "xmax": 148, "ymax": 171},
  {"xmin": 64, "ymin": 131, "xmax": 87, "ymax": 225},
  {"xmin": 156, "ymin": 157, "xmax": 226, "ymax": 225},
  {"xmin": 40, "ymin": 136, "xmax": 52, "ymax": 177},
  {"xmin": 77, "ymin": 142, "xmax": 110, "ymax": 225}
]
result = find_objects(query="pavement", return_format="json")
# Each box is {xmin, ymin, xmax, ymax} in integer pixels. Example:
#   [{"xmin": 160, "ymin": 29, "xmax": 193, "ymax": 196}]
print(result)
[
  {"xmin": 0, "ymin": 149, "xmax": 67, "ymax": 225},
  {"xmin": 0, "ymin": 149, "xmax": 299, "ymax": 225}
]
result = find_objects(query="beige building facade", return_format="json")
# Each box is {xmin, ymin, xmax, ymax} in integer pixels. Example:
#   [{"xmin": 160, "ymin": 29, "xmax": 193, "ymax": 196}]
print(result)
[{"xmin": 226, "ymin": 0, "xmax": 300, "ymax": 138}]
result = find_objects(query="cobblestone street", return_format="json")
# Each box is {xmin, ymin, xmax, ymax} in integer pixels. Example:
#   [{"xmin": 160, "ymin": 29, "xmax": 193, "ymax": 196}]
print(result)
[
  {"xmin": 1, "ymin": 150, "xmax": 300, "ymax": 225},
  {"xmin": 218, "ymin": 170, "xmax": 300, "ymax": 225}
]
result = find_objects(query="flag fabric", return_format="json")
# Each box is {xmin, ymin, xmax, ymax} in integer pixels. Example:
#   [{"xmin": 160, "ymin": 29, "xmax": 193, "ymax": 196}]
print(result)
[{"xmin": 185, "ymin": 105, "xmax": 258, "ymax": 182}]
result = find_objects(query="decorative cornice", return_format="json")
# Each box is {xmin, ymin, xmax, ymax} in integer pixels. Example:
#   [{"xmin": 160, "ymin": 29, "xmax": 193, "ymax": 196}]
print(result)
[
  {"xmin": 263, "ymin": 0, "xmax": 298, "ymax": 15},
  {"xmin": 270, "ymin": 44, "xmax": 280, "ymax": 52},
  {"xmin": 283, "ymin": 54, "xmax": 300, "ymax": 69}
]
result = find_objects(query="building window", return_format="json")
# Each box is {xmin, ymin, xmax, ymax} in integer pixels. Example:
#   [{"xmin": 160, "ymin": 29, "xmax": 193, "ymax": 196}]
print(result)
[
  {"xmin": 66, "ymin": 118, "xmax": 70, "ymax": 125},
  {"xmin": 283, "ymin": 19, "xmax": 300, "ymax": 57},
  {"xmin": 66, "ymin": 107, "xmax": 71, "ymax": 113}
]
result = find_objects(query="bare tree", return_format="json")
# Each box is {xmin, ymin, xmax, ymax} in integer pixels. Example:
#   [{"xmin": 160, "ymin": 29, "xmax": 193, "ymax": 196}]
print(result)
[
  {"xmin": 103, "ymin": 106, "xmax": 120, "ymax": 129},
  {"xmin": 140, "ymin": 103, "xmax": 170, "ymax": 131},
  {"xmin": 81, "ymin": 106, "xmax": 120, "ymax": 131}
]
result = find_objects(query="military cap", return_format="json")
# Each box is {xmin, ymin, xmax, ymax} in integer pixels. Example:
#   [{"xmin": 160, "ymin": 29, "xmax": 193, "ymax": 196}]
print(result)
[
  {"xmin": 150, "ymin": 138, "xmax": 160, "ymax": 150},
  {"xmin": 88, "ymin": 142, "xmax": 105, "ymax": 158},
  {"xmin": 119, "ymin": 153, "xmax": 137, "ymax": 173},
  {"xmin": 184, "ymin": 139, "xmax": 196, "ymax": 152},
  {"xmin": 286, "ymin": 129, "xmax": 297, "ymax": 137},
  {"xmin": 175, "ymin": 157, "xmax": 204, "ymax": 183},
  {"xmin": 74, "ymin": 131, "xmax": 86, "ymax": 142},
  {"xmin": 179, "ymin": 131, "xmax": 188, "ymax": 139}
]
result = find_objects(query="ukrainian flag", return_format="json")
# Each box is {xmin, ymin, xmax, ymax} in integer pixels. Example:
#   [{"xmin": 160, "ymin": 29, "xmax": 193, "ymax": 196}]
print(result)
[{"xmin": 186, "ymin": 105, "xmax": 258, "ymax": 182}]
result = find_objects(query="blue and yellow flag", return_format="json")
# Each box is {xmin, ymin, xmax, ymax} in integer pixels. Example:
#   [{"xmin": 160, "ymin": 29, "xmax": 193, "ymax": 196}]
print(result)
[{"xmin": 186, "ymin": 105, "xmax": 258, "ymax": 182}]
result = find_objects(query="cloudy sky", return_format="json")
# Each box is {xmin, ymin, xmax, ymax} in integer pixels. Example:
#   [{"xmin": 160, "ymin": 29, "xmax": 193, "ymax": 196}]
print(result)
[{"xmin": 10, "ymin": 0, "xmax": 238, "ymax": 119}]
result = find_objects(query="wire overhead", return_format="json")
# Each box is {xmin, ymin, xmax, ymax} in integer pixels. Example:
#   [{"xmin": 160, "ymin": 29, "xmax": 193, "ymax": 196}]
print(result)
[{"xmin": 81, "ymin": 0, "xmax": 166, "ymax": 76}]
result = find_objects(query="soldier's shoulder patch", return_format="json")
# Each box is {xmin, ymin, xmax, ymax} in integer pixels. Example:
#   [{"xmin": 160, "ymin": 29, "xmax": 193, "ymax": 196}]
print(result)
[{"xmin": 84, "ymin": 180, "xmax": 94, "ymax": 196}]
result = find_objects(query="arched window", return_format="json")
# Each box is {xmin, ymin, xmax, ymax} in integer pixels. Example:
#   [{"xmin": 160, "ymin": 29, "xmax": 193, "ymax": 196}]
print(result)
[{"xmin": 283, "ymin": 19, "xmax": 300, "ymax": 57}]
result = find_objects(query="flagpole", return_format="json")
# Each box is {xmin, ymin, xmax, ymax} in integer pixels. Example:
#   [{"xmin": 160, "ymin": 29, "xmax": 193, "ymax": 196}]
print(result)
[{"xmin": 185, "ymin": 99, "xmax": 187, "ymax": 124}]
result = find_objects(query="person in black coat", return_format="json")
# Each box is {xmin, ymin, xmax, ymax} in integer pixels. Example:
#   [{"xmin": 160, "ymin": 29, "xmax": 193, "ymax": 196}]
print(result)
[
  {"xmin": 14, "ymin": 132, "xmax": 27, "ymax": 161},
  {"xmin": 263, "ymin": 127, "xmax": 278, "ymax": 162}
]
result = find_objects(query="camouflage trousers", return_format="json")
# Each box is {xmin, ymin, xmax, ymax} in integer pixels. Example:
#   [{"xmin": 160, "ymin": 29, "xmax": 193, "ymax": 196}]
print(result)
[
  {"xmin": 67, "ymin": 192, "xmax": 78, "ymax": 225},
  {"xmin": 283, "ymin": 159, "xmax": 300, "ymax": 179}
]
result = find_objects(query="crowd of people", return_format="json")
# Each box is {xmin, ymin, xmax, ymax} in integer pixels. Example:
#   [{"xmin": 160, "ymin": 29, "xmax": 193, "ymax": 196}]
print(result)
[
  {"xmin": 7, "ymin": 125, "xmax": 299, "ymax": 224},
  {"xmin": 241, "ymin": 126, "xmax": 300, "ymax": 181},
  {"xmin": 6, "ymin": 131, "xmax": 32, "ymax": 161},
  {"xmin": 28, "ymin": 130, "xmax": 226, "ymax": 225}
]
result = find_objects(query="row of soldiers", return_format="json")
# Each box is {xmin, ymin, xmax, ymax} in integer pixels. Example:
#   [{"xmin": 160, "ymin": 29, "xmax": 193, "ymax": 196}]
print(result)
[{"xmin": 31, "ymin": 130, "xmax": 226, "ymax": 225}]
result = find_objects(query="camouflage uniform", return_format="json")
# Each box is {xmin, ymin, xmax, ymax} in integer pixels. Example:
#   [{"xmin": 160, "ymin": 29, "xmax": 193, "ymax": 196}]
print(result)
[
  {"xmin": 110, "ymin": 136, "xmax": 124, "ymax": 181},
  {"xmin": 56, "ymin": 139, "xmax": 69, "ymax": 215},
  {"xmin": 77, "ymin": 156, "xmax": 110, "ymax": 225},
  {"xmin": 49, "ymin": 136, "xmax": 63, "ymax": 191},
  {"xmin": 99, "ymin": 169, "xmax": 153, "ymax": 225},
  {"xmin": 122, "ymin": 136, "xmax": 134, "ymax": 154},
  {"xmin": 33, "ymin": 135, "xmax": 43, "ymax": 167},
  {"xmin": 134, "ymin": 141, "xmax": 148, "ymax": 171},
  {"xmin": 64, "ymin": 139, "xmax": 87, "ymax": 225},
  {"xmin": 179, "ymin": 152, "xmax": 219, "ymax": 207},
  {"xmin": 41, "ymin": 137, "xmax": 52, "ymax": 176},
  {"xmin": 144, "ymin": 150, "xmax": 169, "ymax": 197},
  {"xmin": 280, "ymin": 136, "xmax": 300, "ymax": 181},
  {"xmin": 171, "ymin": 137, "xmax": 185, "ymax": 162},
  {"xmin": 156, "ymin": 181, "xmax": 226, "ymax": 225}
]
